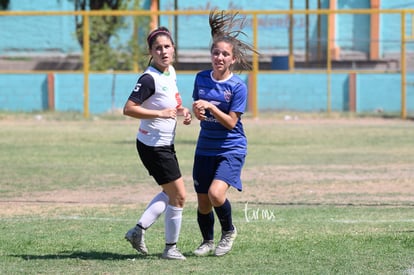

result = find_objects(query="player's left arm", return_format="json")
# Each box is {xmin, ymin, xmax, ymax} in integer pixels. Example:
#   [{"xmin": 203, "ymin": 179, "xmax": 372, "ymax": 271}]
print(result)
[
  {"xmin": 192, "ymin": 99, "xmax": 241, "ymax": 130},
  {"xmin": 200, "ymin": 102, "xmax": 240, "ymax": 130},
  {"xmin": 193, "ymin": 83, "xmax": 246, "ymax": 130}
]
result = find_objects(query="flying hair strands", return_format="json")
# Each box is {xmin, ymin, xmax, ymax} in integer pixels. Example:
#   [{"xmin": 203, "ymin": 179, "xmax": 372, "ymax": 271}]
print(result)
[
  {"xmin": 209, "ymin": 10, "xmax": 246, "ymax": 39},
  {"xmin": 209, "ymin": 10, "xmax": 259, "ymax": 71}
]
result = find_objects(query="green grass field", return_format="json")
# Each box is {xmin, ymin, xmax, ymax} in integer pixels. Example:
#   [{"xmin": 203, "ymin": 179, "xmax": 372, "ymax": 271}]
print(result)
[{"xmin": 0, "ymin": 112, "xmax": 413, "ymax": 274}]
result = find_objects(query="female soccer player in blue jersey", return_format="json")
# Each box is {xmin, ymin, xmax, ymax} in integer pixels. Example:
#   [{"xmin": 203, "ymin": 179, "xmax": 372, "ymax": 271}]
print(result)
[
  {"xmin": 123, "ymin": 27, "xmax": 192, "ymax": 260},
  {"xmin": 192, "ymin": 10, "xmax": 259, "ymax": 257}
]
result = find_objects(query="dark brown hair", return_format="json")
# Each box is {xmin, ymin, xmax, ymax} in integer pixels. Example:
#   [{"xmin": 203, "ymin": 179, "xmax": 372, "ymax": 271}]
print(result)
[{"xmin": 146, "ymin": 26, "xmax": 174, "ymax": 49}]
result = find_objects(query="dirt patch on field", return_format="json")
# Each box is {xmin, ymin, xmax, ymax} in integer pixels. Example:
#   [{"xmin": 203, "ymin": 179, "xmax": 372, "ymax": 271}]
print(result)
[
  {"xmin": 1, "ymin": 163, "xmax": 413, "ymax": 217},
  {"xmin": 240, "ymin": 164, "xmax": 414, "ymax": 205}
]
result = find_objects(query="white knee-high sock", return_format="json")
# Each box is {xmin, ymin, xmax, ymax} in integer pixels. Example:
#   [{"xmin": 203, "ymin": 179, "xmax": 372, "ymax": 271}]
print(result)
[
  {"xmin": 164, "ymin": 205, "xmax": 183, "ymax": 245},
  {"xmin": 137, "ymin": 192, "xmax": 169, "ymax": 229}
]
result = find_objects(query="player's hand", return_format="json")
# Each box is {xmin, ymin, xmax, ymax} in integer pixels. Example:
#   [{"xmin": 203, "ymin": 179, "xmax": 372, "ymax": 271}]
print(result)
[
  {"xmin": 183, "ymin": 111, "xmax": 192, "ymax": 125},
  {"xmin": 160, "ymin": 108, "xmax": 177, "ymax": 119},
  {"xmin": 192, "ymin": 101, "xmax": 207, "ymax": 121}
]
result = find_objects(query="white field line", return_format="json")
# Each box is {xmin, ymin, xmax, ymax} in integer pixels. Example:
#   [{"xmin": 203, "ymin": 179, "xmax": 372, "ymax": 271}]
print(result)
[
  {"xmin": 405, "ymin": 267, "xmax": 414, "ymax": 275},
  {"xmin": 1, "ymin": 216, "xmax": 414, "ymax": 224}
]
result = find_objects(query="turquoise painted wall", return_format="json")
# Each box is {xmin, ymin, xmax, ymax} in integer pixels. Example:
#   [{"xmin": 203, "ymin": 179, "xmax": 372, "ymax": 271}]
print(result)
[
  {"xmin": 0, "ymin": 74, "xmax": 48, "ymax": 111},
  {"xmin": 1, "ymin": 72, "xmax": 412, "ymax": 114},
  {"xmin": 257, "ymin": 74, "xmax": 348, "ymax": 112},
  {"xmin": 0, "ymin": 0, "xmax": 150, "ymax": 55},
  {"xmin": 1, "ymin": 0, "xmax": 80, "ymax": 55},
  {"xmin": 53, "ymin": 74, "xmax": 139, "ymax": 113},
  {"xmin": 357, "ymin": 74, "xmax": 401, "ymax": 112}
]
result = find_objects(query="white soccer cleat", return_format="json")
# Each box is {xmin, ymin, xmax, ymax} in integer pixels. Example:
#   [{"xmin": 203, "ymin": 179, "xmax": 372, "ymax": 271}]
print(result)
[
  {"xmin": 161, "ymin": 244, "xmax": 186, "ymax": 260},
  {"xmin": 194, "ymin": 240, "xmax": 215, "ymax": 256},
  {"xmin": 214, "ymin": 226, "xmax": 237, "ymax": 256},
  {"xmin": 125, "ymin": 225, "xmax": 148, "ymax": 255}
]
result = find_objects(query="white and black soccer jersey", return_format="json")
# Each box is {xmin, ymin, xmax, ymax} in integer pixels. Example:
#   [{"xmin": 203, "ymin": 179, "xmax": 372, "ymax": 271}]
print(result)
[
  {"xmin": 192, "ymin": 70, "xmax": 247, "ymax": 156},
  {"xmin": 128, "ymin": 65, "xmax": 183, "ymax": 147}
]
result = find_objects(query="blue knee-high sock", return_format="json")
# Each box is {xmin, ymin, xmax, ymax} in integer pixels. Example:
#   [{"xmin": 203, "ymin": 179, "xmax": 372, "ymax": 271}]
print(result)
[
  {"xmin": 214, "ymin": 199, "xmax": 234, "ymax": 232},
  {"xmin": 197, "ymin": 210, "xmax": 214, "ymax": 241}
]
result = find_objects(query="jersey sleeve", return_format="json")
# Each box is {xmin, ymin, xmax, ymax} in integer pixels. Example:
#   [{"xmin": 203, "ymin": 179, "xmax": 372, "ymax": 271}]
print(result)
[
  {"xmin": 128, "ymin": 74, "xmax": 155, "ymax": 104},
  {"xmin": 192, "ymin": 73, "xmax": 200, "ymax": 101},
  {"xmin": 230, "ymin": 81, "xmax": 248, "ymax": 113}
]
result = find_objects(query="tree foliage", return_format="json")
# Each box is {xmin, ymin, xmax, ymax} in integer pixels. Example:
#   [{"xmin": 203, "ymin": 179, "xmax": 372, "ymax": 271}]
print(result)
[
  {"xmin": 75, "ymin": 0, "xmax": 149, "ymax": 71},
  {"xmin": 0, "ymin": 0, "xmax": 9, "ymax": 10}
]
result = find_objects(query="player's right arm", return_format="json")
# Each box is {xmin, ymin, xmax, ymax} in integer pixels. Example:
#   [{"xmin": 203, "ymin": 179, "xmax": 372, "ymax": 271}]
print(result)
[
  {"xmin": 123, "ymin": 100, "xmax": 177, "ymax": 119},
  {"xmin": 123, "ymin": 74, "xmax": 177, "ymax": 119}
]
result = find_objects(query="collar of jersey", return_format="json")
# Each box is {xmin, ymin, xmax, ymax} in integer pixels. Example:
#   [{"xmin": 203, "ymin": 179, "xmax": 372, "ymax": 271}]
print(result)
[{"xmin": 150, "ymin": 65, "xmax": 171, "ymax": 76}]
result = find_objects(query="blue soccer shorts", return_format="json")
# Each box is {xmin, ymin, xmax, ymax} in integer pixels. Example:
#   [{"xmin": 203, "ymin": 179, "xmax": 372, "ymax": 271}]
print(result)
[{"xmin": 193, "ymin": 154, "xmax": 245, "ymax": 193}]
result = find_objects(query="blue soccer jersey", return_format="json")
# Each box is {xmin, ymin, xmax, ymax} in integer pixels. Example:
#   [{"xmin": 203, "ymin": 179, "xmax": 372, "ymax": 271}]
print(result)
[{"xmin": 192, "ymin": 70, "xmax": 247, "ymax": 156}]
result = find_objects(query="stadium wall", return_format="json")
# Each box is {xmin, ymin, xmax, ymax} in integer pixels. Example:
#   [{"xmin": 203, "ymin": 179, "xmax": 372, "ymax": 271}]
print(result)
[{"xmin": 1, "ymin": 72, "xmax": 411, "ymax": 115}]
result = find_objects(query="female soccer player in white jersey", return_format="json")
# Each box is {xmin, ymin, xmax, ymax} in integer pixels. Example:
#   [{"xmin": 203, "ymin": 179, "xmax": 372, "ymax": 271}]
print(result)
[
  {"xmin": 123, "ymin": 27, "xmax": 192, "ymax": 260},
  {"xmin": 192, "ymin": 10, "xmax": 259, "ymax": 257}
]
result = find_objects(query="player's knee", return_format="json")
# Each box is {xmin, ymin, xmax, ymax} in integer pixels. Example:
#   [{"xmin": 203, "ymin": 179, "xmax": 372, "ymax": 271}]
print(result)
[
  {"xmin": 207, "ymin": 190, "xmax": 225, "ymax": 207},
  {"xmin": 169, "ymin": 188, "xmax": 185, "ymax": 207},
  {"xmin": 175, "ymin": 192, "xmax": 185, "ymax": 207},
  {"xmin": 198, "ymin": 202, "xmax": 212, "ymax": 214}
]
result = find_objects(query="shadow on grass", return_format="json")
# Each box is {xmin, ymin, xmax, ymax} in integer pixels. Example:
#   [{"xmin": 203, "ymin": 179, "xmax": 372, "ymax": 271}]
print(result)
[
  {"xmin": 396, "ymin": 230, "xmax": 414, "ymax": 233},
  {"xmin": 11, "ymin": 251, "xmax": 155, "ymax": 261}
]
